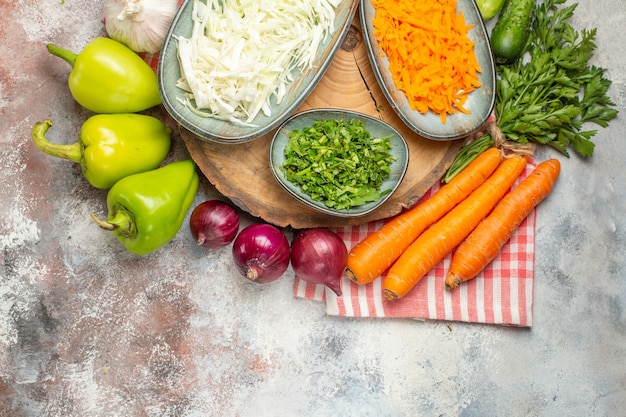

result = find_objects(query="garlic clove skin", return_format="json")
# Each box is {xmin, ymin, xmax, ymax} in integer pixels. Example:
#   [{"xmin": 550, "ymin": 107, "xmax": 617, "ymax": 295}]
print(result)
[{"xmin": 103, "ymin": 0, "xmax": 179, "ymax": 54}]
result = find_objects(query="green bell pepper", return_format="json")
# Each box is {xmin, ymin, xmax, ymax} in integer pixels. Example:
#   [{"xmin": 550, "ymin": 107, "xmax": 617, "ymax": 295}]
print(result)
[
  {"xmin": 47, "ymin": 37, "xmax": 161, "ymax": 113},
  {"xmin": 91, "ymin": 159, "xmax": 200, "ymax": 255},
  {"xmin": 31, "ymin": 114, "xmax": 172, "ymax": 189}
]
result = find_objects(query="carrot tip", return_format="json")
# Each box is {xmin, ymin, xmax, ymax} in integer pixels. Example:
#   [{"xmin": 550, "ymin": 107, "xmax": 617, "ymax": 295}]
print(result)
[
  {"xmin": 345, "ymin": 268, "xmax": 359, "ymax": 283},
  {"xmin": 445, "ymin": 274, "xmax": 461, "ymax": 290},
  {"xmin": 383, "ymin": 289, "xmax": 399, "ymax": 302}
]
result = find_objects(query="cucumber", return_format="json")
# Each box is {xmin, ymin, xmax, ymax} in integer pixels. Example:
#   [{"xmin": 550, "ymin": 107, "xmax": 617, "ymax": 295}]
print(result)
[
  {"xmin": 476, "ymin": 0, "xmax": 506, "ymax": 21},
  {"xmin": 490, "ymin": 0, "xmax": 536, "ymax": 64}
]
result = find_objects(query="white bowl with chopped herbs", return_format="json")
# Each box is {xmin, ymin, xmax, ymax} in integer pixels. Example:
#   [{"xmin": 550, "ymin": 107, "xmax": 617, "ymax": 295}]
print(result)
[
  {"xmin": 158, "ymin": 0, "xmax": 359, "ymax": 143},
  {"xmin": 270, "ymin": 108, "xmax": 409, "ymax": 217}
]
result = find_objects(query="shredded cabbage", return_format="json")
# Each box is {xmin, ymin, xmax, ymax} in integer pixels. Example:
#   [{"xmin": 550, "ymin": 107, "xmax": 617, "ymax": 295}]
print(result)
[{"xmin": 175, "ymin": 0, "xmax": 339, "ymax": 126}]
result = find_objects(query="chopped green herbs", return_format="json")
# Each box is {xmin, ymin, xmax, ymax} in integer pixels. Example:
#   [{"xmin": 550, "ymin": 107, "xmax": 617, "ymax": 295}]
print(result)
[{"xmin": 281, "ymin": 118, "xmax": 396, "ymax": 210}]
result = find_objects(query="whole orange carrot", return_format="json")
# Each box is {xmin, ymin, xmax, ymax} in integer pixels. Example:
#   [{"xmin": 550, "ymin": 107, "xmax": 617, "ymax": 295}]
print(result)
[
  {"xmin": 345, "ymin": 147, "xmax": 503, "ymax": 285},
  {"xmin": 383, "ymin": 154, "xmax": 528, "ymax": 301},
  {"xmin": 445, "ymin": 158, "xmax": 560, "ymax": 290}
]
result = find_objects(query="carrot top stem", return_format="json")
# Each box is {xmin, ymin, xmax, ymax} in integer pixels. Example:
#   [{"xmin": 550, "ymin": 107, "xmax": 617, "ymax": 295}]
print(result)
[{"xmin": 443, "ymin": 122, "xmax": 535, "ymax": 183}]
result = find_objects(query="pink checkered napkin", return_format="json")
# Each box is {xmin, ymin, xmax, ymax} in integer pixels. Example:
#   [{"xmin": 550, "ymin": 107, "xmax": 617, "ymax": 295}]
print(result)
[
  {"xmin": 143, "ymin": 52, "xmax": 161, "ymax": 72},
  {"xmin": 294, "ymin": 160, "xmax": 537, "ymax": 327}
]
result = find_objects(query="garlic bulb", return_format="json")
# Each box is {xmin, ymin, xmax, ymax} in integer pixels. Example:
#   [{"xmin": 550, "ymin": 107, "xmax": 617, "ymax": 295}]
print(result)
[{"xmin": 103, "ymin": 0, "xmax": 179, "ymax": 54}]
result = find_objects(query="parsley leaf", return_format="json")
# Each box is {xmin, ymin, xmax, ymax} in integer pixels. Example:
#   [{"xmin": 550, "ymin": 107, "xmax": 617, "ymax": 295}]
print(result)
[
  {"xmin": 444, "ymin": 0, "xmax": 619, "ymax": 181},
  {"xmin": 497, "ymin": 0, "xmax": 618, "ymax": 156}
]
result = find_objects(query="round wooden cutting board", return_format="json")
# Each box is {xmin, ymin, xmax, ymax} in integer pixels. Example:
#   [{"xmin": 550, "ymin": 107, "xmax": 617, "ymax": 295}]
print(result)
[{"xmin": 180, "ymin": 19, "xmax": 464, "ymax": 229}]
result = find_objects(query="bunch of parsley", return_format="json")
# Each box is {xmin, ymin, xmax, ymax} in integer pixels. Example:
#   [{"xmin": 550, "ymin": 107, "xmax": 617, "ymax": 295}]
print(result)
[{"xmin": 444, "ymin": 0, "xmax": 619, "ymax": 182}]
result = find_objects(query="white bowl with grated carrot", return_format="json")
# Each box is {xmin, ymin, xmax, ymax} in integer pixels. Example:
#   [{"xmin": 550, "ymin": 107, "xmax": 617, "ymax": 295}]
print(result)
[{"xmin": 360, "ymin": 0, "xmax": 496, "ymax": 141}]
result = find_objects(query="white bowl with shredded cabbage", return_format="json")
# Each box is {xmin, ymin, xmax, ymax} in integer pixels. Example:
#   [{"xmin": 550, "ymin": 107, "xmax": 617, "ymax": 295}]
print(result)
[{"xmin": 158, "ymin": 0, "xmax": 359, "ymax": 143}]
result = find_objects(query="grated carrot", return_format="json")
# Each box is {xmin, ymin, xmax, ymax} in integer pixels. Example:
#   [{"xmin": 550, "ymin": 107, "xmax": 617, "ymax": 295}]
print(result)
[{"xmin": 373, "ymin": 0, "xmax": 482, "ymax": 123}]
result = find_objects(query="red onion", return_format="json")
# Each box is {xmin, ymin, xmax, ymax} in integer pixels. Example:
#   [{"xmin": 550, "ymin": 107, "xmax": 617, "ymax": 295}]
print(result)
[
  {"xmin": 290, "ymin": 228, "xmax": 347, "ymax": 296},
  {"xmin": 189, "ymin": 200, "xmax": 240, "ymax": 248},
  {"xmin": 231, "ymin": 223, "xmax": 290, "ymax": 283}
]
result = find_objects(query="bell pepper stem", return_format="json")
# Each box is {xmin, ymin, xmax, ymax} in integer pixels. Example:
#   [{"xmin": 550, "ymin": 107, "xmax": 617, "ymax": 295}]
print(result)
[
  {"xmin": 91, "ymin": 212, "xmax": 116, "ymax": 231},
  {"xmin": 47, "ymin": 43, "xmax": 77, "ymax": 67},
  {"xmin": 91, "ymin": 209, "xmax": 137, "ymax": 238},
  {"xmin": 31, "ymin": 120, "xmax": 83, "ymax": 163}
]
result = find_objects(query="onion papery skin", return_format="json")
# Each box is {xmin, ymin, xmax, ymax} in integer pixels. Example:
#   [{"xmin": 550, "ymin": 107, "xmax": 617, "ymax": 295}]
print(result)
[
  {"xmin": 232, "ymin": 223, "xmax": 290, "ymax": 283},
  {"xmin": 189, "ymin": 200, "xmax": 240, "ymax": 249},
  {"xmin": 291, "ymin": 228, "xmax": 347, "ymax": 296}
]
